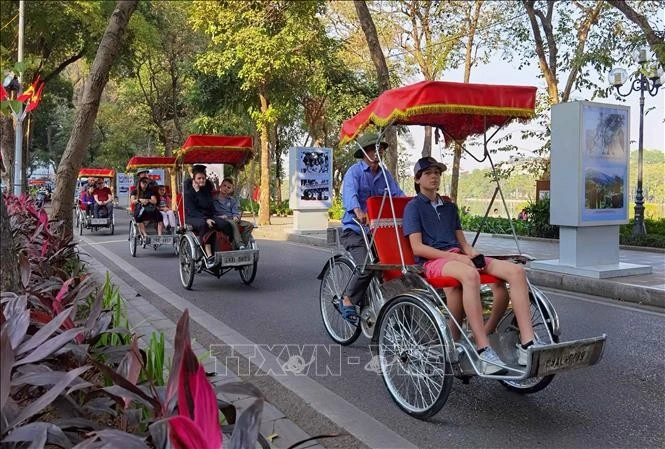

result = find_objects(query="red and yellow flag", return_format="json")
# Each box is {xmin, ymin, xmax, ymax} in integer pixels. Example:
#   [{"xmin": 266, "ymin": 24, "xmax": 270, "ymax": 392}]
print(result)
[
  {"xmin": 25, "ymin": 81, "xmax": 44, "ymax": 112},
  {"xmin": 17, "ymin": 75, "xmax": 40, "ymax": 103}
]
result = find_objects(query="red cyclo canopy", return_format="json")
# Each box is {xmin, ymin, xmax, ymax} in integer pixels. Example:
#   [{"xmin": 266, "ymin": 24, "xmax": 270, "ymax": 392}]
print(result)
[
  {"xmin": 177, "ymin": 135, "xmax": 254, "ymax": 167},
  {"xmin": 340, "ymin": 80, "xmax": 537, "ymax": 144},
  {"xmin": 126, "ymin": 156, "xmax": 176, "ymax": 172},
  {"xmin": 78, "ymin": 168, "xmax": 115, "ymax": 178}
]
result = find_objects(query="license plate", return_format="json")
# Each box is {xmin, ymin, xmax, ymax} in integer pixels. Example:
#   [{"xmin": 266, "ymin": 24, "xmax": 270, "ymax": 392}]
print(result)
[
  {"xmin": 90, "ymin": 218, "xmax": 108, "ymax": 225},
  {"xmin": 151, "ymin": 236, "xmax": 173, "ymax": 244},
  {"xmin": 533, "ymin": 336, "xmax": 606, "ymax": 377},
  {"xmin": 219, "ymin": 250, "xmax": 256, "ymax": 267}
]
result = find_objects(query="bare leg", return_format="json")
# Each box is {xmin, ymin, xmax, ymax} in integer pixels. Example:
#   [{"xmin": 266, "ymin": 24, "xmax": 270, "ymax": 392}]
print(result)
[
  {"xmin": 442, "ymin": 261, "xmax": 489, "ymax": 349},
  {"xmin": 157, "ymin": 222, "xmax": 164, "ymax": 236},
  {"xmin": 485, "ymin": 260, "xmax": 534, "ymax": 344},
  {"xmin": 485, "ymin": 283, "xmax": 510, "ymax": 335},
  {"xmin": 205, "ymin": 243, "xmax": 213, "ymax": 258},
  {"xmin": 443, "ymin": 287, "xmax": 463, "ymax": 340},
  {"xmin": 138, "ymin": 222, "xmax": 146, "ymax": 237}
]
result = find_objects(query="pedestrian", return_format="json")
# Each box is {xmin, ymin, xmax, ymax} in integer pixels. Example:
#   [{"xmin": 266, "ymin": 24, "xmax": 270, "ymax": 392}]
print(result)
[
  {"xmin": 403, "ymin": 156, "xmax": 544, "ymax": 373},
  {"xmin": 338, "ymin": 132, "xmax": 406, "ymax": 323}
]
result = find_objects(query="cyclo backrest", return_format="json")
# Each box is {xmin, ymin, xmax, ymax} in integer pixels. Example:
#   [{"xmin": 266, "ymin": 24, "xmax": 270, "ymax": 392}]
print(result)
[
  {"xmin": 365, "ymin": 195, "xmax": 501, "ymax": 288},
  {"xmin": 366, "ymin": 196, "xmax": 415, "ymax": 281}
]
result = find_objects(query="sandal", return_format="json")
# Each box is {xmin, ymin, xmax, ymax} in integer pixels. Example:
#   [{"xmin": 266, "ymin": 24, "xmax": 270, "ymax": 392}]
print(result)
[{"xmin": 340, "ymin": 303, "xmax": 359, "ymax": 325}]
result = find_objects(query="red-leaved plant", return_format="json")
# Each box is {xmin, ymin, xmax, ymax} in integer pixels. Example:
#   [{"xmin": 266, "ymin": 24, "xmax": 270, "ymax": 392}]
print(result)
[{"xmin": 167, "ymin": 336, "xmax": 222, "ymax": 449}]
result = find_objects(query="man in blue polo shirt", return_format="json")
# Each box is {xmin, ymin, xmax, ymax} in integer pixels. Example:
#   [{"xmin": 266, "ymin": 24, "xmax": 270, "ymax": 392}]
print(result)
[
  {"xmin": 339, "ymin": 132, "xmax": 405, "ymax": 323},
  {"xmin": 403, "ymin": 156, "xmax": 543, "ymax": 374}
]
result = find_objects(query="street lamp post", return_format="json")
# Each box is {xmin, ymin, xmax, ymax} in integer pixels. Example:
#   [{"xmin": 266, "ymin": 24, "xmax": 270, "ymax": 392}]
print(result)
[{"xmin": 609, "ymin": 48, "xmax": 663, "ymax": 237}]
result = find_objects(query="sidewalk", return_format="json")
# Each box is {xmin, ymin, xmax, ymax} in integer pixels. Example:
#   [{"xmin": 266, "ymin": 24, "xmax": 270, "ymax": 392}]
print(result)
[{"xmin": 254, "ymin": 216, "xmax": 665, "ymax": 310}]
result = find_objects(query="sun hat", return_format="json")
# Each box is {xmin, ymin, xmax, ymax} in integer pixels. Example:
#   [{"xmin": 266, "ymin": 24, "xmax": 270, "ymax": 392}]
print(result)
[{"xmin": 353, "ymin": 132, "xmax": 389, "ymax": 158}]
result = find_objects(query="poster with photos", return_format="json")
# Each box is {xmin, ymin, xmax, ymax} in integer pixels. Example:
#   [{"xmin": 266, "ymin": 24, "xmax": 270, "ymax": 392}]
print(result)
[
  {"xmin": 292, "ymin": 147, "xmax": 332, "ymax": 209},
  {"xmin": 580, "ymin": 104, "xmax": 629, "ymax": 223}
]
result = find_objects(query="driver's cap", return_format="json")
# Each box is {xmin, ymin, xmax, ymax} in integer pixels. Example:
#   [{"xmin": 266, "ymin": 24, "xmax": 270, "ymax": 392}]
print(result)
[{"xmin": 353, "ymin": 132, "xmax": 388, "ymax": 158}]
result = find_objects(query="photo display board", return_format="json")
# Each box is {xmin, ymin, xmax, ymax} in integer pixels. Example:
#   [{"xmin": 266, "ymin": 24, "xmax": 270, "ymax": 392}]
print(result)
[
  {"xmin": 580, "ymin": 104, "xmax": 629, "ymax": 223},
  {"xmin": 289, "ymin": 147, "xmax": 333, "ymax": 209}
]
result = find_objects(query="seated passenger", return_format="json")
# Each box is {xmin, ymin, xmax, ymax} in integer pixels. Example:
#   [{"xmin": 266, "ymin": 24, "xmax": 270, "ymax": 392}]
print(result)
[
  {"xmin": 184, "ymin": 164, "xmax": 233, "ymax": 262},
  {"xmin": 93, "ymin": 179, "xmax": 114, "ymax": 218},
  {"xmin": 403, "ymin": 157, "xmax": 543, "ymax": 374},
  {"xmin": 79, "ymin": 185, "xmax": 95, "ymax": 216},
  {"xmin": 213, "ymin": 178, "xmax": 253, "ymax": 250},
  {"xmin": 131, "ymin": 178, "xmax": 163, "ymax": 238},
  {"xmin": 157, "ymin": 185, "xmax": 177, "ymax": 230}
]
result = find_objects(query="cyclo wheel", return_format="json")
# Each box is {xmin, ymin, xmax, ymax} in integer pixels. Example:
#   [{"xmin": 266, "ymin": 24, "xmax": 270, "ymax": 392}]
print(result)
[
  {"xmin": 377, "ymin": 295, "xmax": 453, "ymax": 419},
  {"xmin": 128, "ymin": 223, "xmax": 138, "ymax": 257},
  {"xmin": 179, "ymin": 238, "xmax": 196, "ymax": 290},
  {"xmin": 495, "ymin": 300, "xmax": 558, "ymax": 394},
  {"xmin": 238, "ymin": 237, "xmax": 258, "ymax": 285},
  {"xmin": 319, "ymin": 256, "xmax": 361, "ymax": 346}
]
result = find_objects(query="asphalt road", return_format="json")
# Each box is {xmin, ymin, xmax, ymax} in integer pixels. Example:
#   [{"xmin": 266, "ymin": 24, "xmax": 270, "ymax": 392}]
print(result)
[{"xmin": 81, "ymin": 212, "xmax": 665, "ymax": 449}]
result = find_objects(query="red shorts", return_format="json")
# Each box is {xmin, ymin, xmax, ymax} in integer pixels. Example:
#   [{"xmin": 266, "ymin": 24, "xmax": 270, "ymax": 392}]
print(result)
[{"xmin": 423, "ymin": 248, "xmax": 493, "ymax": 278}]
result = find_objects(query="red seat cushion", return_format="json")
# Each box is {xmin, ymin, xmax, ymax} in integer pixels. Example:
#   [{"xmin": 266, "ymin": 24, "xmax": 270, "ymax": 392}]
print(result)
[{"xmin": 366, "ymin": 196, "xmax": 500, "ymax": 286}]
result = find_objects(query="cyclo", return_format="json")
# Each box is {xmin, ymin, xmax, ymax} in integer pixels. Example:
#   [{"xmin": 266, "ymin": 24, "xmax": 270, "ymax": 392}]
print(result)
[
  {"xmin": 125, "ymin": 156, "xmax": 179, "ymax": 256},
  {"xmin": 175, "ymin": 135, "xmax": 259, "ymax": 289},
  {"xmin": 75, "ymin": 167, "xmax": 116, "ymax": 235},
  {"xmin": 318, "ymin": 80, "xmax": 607, "ymax": 419}
]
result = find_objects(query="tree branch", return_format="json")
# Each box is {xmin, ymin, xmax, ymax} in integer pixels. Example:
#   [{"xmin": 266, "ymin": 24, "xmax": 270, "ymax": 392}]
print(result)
[
  {"xmin": 606, "ymin": 0, "xmax": 665, "ymax": 65},
  {"xmin": 43, "ymin": 47, "xmax": 87, "ymax": 83}
]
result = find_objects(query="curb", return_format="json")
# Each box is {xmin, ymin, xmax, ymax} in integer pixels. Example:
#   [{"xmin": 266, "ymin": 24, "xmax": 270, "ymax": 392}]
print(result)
[
  {"xmin": 285, "ymin": 232, "xmax": 665, "ymax": 310},
  {"xmin": 82, "ymin": 253, "xmax": 325, "ymax": 449},
  {"xmin": 525, "ymin": 268, "xmax": 665, "ymax": 309},
  {"xmin": 490, "ymin": 233, "xmax": 665, "ymax": 253}
]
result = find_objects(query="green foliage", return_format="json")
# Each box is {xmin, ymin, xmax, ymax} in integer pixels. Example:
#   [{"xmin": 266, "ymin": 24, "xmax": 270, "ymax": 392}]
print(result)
[
  {"xmin": 329, "ymin": 196, "xmax": 344, "ymax": 220},
  {"xmin": 523, "ymin": 198, "xmax": 559, "ymax": 239},
  {"xmin": 143, "ymin": 331, "xmax": 166, "ymax": 386},
  {"xmin": 97, "ymin": 273, "xmax": 130, "ymax": 348},
  {"xmin": 270, "ymin": 200, "xmax": 292, "ymax": 216},
  {"xmin": 620, "ymin": 233, "xmax": 665, "ymax": 249}
]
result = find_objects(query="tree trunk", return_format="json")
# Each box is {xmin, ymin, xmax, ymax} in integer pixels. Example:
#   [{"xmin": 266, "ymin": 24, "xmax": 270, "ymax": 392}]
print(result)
[
  {"xmin": 0, "ymin": 115, "xmax": 14, "ymax": 190},
  {"xmin": 422, "ymin": 126, "xmax": 432, "ymax": 158},
  {"xmin": 607, "ymin": 0, "xmax": 665, "ymax": 65},
  {"xmin": 354, "ymin": 0, "xmax": 397, "ymax": 175},
  {"xmin": 450, "ymin": 0, "xmax": 482, "ymax": 203},
  {"xmin": 50, "ymin": 0, "xmax": 138, "ymax": 236},
  {"xmin": 0, "ymin": 195, "xmax": 20, "ymax": 293},
  {"xmin": 258, "ymin": 89, "xmax": 271, "ymax": 226},
  {"xmin": 274, "ymin": 124, "xmax": 282, "ymax": 204},
  {"xmin": 522, "ymin": 0, "xmax": 559, "ymax": 105}
]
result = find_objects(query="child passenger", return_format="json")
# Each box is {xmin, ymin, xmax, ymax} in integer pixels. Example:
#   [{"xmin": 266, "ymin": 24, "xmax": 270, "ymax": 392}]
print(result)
[
  {"xmin": 80, "ymin": 184, "xmax": 95, "ymax": 216},
  {"xmin": 213, "ymin": 178, "xmax": 253, "ymax": 250},
  {"xmin": 157, "ymin": 185, "xmax": 177, "ymax": 230},
  {"xmin": 403, "ymin": 156, "xmax": 544, "ymax": 375}
]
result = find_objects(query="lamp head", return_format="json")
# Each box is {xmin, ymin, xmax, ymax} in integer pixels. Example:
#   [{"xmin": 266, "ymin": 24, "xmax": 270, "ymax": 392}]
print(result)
[
  {"xmin": 632, "ymin": 47, "xmax": 649, "ymax": 64},
  {"xmin": 609, "ymin": 67, "xmax": 628, "ymax": 87}
]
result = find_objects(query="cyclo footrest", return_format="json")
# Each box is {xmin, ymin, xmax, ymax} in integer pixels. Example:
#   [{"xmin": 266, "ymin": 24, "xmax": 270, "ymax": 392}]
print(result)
[
  {"xmin": 214, "ymin": 249, "xmax": 258, "ymax": 267},
  {"xmin": 527, "ymin": 335, "xmax": 607, "ymax": 377}
]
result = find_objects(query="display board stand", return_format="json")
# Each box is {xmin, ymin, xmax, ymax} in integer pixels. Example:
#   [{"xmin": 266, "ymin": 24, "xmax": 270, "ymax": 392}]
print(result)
[
  {"xmin": 288, "ymin": 147, "xmax": 332, "ymax": 233},
  {"xmin": 530, "ymin": 101, "xmax": 651, "ymax": 279}
]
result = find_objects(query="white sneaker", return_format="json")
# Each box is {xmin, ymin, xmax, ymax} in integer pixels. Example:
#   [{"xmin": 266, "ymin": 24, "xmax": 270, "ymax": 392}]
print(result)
[
  {"xmin": 478, "ymin": 347, "xmax": 507, "ymax": 375},
  {"xmin": 516, "ymin": 338, "xmax": 547, "ymax": 366}
]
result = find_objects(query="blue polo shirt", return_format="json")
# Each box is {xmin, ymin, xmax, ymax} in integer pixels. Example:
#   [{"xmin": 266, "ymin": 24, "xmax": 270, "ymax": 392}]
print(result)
[
  {"xmin": 403, "ymin": 193, "xmax": 461, "ymax": 264},
  {"xmin": 341, "ymin": 160, "xmax": 405, "ymax": 234}
]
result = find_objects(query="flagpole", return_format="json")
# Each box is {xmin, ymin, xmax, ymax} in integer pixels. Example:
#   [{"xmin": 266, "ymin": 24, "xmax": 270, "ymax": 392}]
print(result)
[{"xmin": 13, "ymin": 0, "xmax": 25, "ymax": 195}]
